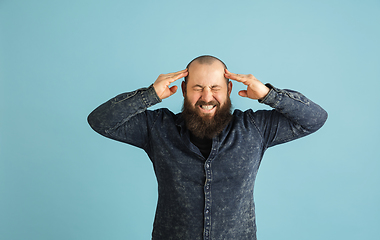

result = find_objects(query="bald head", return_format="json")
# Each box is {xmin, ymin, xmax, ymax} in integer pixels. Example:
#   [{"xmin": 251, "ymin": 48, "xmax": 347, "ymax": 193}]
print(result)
[{"xmin": 185, "ymin": 55, "xmax": 229, "ymax": 83}]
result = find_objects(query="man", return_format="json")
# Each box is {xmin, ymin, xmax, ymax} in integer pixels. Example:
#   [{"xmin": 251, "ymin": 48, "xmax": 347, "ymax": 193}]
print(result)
[{"xmin": 87, "ymin": 55, "xmax": 327, "ymax": 240}]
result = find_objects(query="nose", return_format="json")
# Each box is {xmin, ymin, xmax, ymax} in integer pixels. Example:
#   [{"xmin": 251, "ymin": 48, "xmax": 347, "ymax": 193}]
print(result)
[{"xmin": 200, "ymin": 88, "xmax": 214, "ymax": 103}]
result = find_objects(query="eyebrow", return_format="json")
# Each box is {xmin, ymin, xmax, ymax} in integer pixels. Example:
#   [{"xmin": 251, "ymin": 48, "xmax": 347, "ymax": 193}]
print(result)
[{"xmin": 192, "ymin": 84, "xmax": 222, "ymax": 89}]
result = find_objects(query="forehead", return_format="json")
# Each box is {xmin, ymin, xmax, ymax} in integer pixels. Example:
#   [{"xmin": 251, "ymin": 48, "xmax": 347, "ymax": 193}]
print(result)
[{"xmin": 187, "ymin": 61, "xmax": 226, "ymax": 86}]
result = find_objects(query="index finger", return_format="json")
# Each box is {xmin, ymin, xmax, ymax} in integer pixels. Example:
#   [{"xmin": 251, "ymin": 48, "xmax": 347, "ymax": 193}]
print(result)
[
  {"xmin": 167, "ymin": 69, "xmax": 188, "ymax": 83},
  {"xmin": 173, "ymin": 69, "xmax": 188, "ymax": 74},
  {"xmin": 224, "ymin": 69, "xmax": 245, "ymax": 83}
]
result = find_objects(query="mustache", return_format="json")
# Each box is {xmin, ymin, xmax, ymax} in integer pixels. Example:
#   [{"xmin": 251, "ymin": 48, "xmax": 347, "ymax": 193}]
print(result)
[{"xmin": 195, "ymin": 100, "xmax": 220, "ymax": 107}]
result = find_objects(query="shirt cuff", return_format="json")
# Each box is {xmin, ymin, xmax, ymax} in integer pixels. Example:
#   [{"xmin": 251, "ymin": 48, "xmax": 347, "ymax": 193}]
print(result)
[
  {"xmin": 258, "ymin": 83, "xmax": 281, "ymax": 108},
  {"xmin": 141, "ymin": 84, "xmax": 162, "ymax": 107}
]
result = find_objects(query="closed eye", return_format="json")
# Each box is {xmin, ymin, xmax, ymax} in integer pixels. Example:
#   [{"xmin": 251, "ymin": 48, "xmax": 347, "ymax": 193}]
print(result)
[
  {"xmin": 192, "ymin": 85, "xmax": 222, "ymax": 92},
  {"xmin": 211, "ymin": 86, "xmax": 222, "ymax": 91},
  {"xmin": 192, "ymin": 85, "xmax": 204, "ymax": 91}
]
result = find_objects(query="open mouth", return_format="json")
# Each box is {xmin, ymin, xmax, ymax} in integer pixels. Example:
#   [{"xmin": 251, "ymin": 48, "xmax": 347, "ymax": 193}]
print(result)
[{"xmin": 199, "ymin": 105, "xmax": 216, "ymax": 111}]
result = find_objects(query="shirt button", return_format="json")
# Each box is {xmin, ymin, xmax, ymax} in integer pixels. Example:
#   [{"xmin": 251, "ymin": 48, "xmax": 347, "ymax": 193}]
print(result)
[
  {"xmin": 206, "ymin": 164, "xmax": 210, "ymax": 168},
  {"xmin": 206, "ymin": 210, "xmax": 209, "ymax": 214}
]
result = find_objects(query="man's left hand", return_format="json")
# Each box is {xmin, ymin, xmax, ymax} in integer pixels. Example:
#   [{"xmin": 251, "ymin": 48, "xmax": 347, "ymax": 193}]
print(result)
[{"xmin": 225, "ymin": 69, "xmax": 270, "ymax": 100}]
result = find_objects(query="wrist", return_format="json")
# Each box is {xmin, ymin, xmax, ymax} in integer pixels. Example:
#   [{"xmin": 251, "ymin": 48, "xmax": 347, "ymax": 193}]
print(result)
[
  {"xmin": 258, "ymin": 83, "xmax": 274, "ymax": 103},
  {"xmin": 147, "ymin": 84, "xmax": 162, "ymax": 104},
  {"xmin": 258, "ymin": 84, "xmax": 271, "ymax": 100}
]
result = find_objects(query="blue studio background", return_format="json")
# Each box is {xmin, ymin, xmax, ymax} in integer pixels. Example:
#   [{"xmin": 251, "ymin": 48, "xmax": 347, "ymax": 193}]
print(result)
[{"xmin": 1, "ymin": 0, "xmax": 379, "ymax": 239}]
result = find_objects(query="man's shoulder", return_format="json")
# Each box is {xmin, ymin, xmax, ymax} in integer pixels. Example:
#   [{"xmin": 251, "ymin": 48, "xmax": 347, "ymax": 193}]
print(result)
[
  {"xmin": 148, "ymin": 108, "xmax": 181, "ymax": 121},
  {"xmin": 232, "ymin": 108, "xmax": 254, "ymax": 117},
  {"xmin": 233, "ymin": 108, "xmax": 272, "ymax": 116},
  {"xmin": 147, "ymin": 108, "xmax": 184, "ymax": 128},
  {"xmin": 232, "ymin": 109, "xmax": 244, "ymax": 115},
  {"xmin": 149, "ymin": 107, "xmax": 176, "ymax": 115},
  {"xmin": 232, "ymin": 108, "xmax": 273, "ymax": 124}
]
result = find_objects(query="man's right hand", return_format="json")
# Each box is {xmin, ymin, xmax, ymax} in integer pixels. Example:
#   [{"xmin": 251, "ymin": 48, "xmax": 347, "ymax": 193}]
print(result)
[{"xmin": 153, "ymin": 69, "xmax": 188, "ymax": 100}]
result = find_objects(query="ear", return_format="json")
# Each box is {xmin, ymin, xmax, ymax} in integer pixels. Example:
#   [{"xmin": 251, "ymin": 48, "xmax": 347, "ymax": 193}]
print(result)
[
  {"xmin": 227, "ymin": 81, "xmax": 233, "ymax": 96},
  {"xmin": 181, "ymin": 81, "xmax": 186, "ymax": 97}
]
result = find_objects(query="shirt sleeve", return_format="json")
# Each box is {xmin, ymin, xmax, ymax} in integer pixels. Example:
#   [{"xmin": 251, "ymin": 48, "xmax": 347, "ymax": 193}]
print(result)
[
  {"xmin": 87, "ymin": 85, "xmax": 162, "ymax": 150},
  {"xmin": 249, "ymin": 84, "xmax": 328, "ymax": 148}
]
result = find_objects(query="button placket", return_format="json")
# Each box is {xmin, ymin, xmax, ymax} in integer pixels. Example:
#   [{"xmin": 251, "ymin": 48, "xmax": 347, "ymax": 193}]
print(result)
[
  {"xmin": 203, "ymin": 139, "xmax": 218, "ymax": 240},
  {"xmin": 204, "ymin": 160, "xmax": 212, "ymax": 240}
]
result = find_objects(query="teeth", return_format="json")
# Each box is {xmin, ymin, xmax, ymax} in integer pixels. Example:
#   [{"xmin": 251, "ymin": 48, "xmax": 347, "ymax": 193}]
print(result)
[{"xmin": 201, "ymin": 105, "xmax": 214, "ymax": 110}]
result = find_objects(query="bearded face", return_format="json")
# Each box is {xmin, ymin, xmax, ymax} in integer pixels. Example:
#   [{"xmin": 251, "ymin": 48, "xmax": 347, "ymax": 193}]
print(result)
[
  {"xmin": 181, "ymin": 59, "xmax": 233, "ymax": 139},
  {"xmin": 181, "ymin": 93, "xmax": 232, "ymax": 139}
]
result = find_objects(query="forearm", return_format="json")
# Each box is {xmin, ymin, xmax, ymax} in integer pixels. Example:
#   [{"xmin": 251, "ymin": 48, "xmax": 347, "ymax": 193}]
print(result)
[
  {"xmin": 87, "ymin": 85, "xmax": 161, "ymax": 137},
  {"xmin": 260, "ymin": 85, "xmax": 328, "ymax": 134}
]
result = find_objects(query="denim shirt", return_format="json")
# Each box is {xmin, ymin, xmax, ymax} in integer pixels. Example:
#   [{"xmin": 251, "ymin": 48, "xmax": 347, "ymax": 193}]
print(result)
[{"xmin": 88, "ymin": 84, "xmax": 327, "ymax": 240}]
